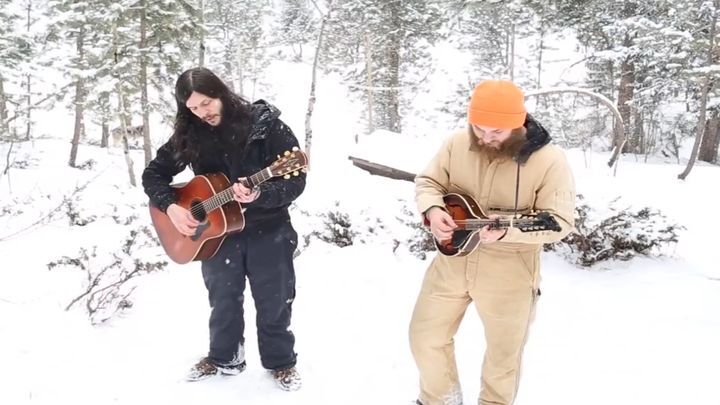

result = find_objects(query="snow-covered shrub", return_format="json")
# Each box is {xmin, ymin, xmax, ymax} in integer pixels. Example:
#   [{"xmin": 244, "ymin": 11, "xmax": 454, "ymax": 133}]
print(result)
[
  {"xmin": 546, "ymin": 195, "xmax": 683, "ymax": 267},
  {"xmin": 75, "ymin": 159, "xmax": 97, "ymax": 170},
  {"xmin": 47, "ymin": 225, "xmax": 167, "ymax": 325},
  {"xmin": 393, "ymin": 204, "xmax": 435, "ymax": 259},
  {"xmin": 298, "ymin": 201, "xmax": 357, "ymax": 248},
  {"xmin": 64, "ymin": 197, "xmax": 97, "ymax": 226},
  {"xmin": 10, "ymin": 159, "xmax": 32, "ymax": 169},
  {"xmin": 316, "ymin": 206, "xmax": 357, "ymax": 247}
]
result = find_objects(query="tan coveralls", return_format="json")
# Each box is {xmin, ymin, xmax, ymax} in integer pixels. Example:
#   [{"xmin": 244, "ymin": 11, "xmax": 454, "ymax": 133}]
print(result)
[{"xmin": 412, "ymin": 127, "xmax": 576, "ymax": 405}]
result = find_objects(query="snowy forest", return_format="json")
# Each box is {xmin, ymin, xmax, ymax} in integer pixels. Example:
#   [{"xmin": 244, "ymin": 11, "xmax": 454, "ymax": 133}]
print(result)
[
  {"xmin": 1, "ymin": 0, "xmax": 718, "ymax": 171},
  {"xmin": 1, "ymin": 2, "xmax": 720, "ymax": 404}
]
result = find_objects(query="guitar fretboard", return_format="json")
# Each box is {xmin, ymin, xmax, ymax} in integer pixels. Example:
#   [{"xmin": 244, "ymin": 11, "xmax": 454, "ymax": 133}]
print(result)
[{"xmin": 200, "ymin": 168, "xmax": 272, "ymax": 212}]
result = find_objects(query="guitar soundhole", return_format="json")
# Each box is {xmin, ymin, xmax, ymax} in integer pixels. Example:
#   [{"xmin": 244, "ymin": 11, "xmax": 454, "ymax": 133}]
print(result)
[{"xmin": 189, "ymin": 200, "xmax": 207, "ymax": 222}]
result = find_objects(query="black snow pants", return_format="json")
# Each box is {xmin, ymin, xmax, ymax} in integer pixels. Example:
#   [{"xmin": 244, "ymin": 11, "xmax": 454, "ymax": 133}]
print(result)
[{"xmin": 200, "ymin": 219, "xmax": 298, "ymax": 370}]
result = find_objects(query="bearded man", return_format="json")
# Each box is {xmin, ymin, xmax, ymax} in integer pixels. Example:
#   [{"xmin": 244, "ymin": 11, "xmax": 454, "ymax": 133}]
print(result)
[{"xmin": 411, "ymin": 80, "xmax": 576, "ymax": 405}]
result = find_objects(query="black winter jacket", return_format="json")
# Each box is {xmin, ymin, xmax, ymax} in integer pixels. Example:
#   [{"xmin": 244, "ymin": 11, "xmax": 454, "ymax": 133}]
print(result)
[{"xmin": 141, "ymin": 100, "xmax": 306, "ymax": 229}]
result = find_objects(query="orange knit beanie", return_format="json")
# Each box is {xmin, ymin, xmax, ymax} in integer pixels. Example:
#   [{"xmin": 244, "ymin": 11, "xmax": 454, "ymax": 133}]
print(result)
[{"xmin": 467, "ymin": 80, "xmax": 526, "ymax": 129}]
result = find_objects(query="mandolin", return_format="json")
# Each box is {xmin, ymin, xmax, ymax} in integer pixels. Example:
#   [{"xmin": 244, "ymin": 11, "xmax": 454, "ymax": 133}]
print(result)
[{"xmin": 426, "ymin": 193, "xmax": 561, "ymax": 256}]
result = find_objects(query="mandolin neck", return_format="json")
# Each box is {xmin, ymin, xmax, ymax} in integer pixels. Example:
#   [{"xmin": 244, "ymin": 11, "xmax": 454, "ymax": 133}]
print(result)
[{"xmin": 457, "ymin": 218, "xmax": 536, "ymax": 231}]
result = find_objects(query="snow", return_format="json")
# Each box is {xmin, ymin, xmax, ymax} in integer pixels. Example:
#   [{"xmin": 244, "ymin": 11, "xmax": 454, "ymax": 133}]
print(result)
[{"xmin": 1, "ymin": 39, "xmax": 720, "ymax": 405}]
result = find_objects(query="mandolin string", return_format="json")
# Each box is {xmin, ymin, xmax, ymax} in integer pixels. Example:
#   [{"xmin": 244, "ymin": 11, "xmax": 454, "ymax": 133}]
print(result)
[{"xmin": 454, "ymin": 218, "xmax": 545, "ymax": 230}]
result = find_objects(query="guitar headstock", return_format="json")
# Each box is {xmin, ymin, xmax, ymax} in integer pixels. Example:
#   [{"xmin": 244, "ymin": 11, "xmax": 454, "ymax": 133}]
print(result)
[
  {"xmin": 516, "ymin": 212, "xmax": 562, "ymax": 232},
  {"xmin": 269, "ymin": 146, "xmax": 308, "ymax": 179}
]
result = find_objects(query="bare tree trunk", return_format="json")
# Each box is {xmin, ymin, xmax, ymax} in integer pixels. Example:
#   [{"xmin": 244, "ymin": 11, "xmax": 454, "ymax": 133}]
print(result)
[
  {"xmin": 384, "ymin": 2, "xmax": 401, "ymax": 133},
  {"xmin": 24, "ymin": 0, "xmax": 32, "ymax": 140},
  {"xmin": 305, "ymin": 0, "xmax": 335, "ymax": 166},
  {"xmin": 236, "ymin": 54, "xmax": 244, "ymax": 96},
  {"xmin": 121, "ymin": 93, "xmax": 132, "ymax": 129},
  {"xmin": 679, "ymin": 0, "xmax": 717, "ymax": 180},
  {"xmin": 139, "ymin": 0, "xmax": 152, "ymax": 167},
  {"xmin": 505, "ymin": 26, "xmax": 510, "ymax": 76},
  {"xmin": 198, "ymin": 0, "xmax": 205, "ymax": 67},
  {"xmin": 116, "ymin": 86, "xmax": 137, "ymax": 186},
  {"xmin": 699, "ymin": 109, "xmax": 719, "ymax": 163},
  {"xmin": 634, "ymin": 108, "xmax": 645, "ymax": 156},
  {"xmin": 615, "ymin": 53, "xmax": 635, "ymax": 152},
  {"xmin": 101, "ymin": 123, "xmax": 109, "ymax": 148},
  {"xmin": 508, "ymin": 23, "xmax": 515, "ymax": 81},
  {"xmin": 536, "ymin": 22, "xmax": 544, "ymax": 89},
  {"xmin": 386, "ymin": 48, "xmax": 401, "ymax": 133},
  {"xmin": 613, "ymin": 2, "xmax": 638, "ymax": 153},
  {"xmin": 69, "ymin": 27, "xmax": 86, "ymax": 168},
  {"xmin": 69, "ymin": 80, "xmax": 83, "ymax": 167},
  {"xmin": 0, "ymin": 75, "xmax": 8, "ymax": 136},
  {"xmin": 364, "ymin": 31, "xmax": 375, "ymax": 134},
  {"xmin": 224, "ymin": 41, "xmax": 234, "ymax": 91},
  {"xmin": 100, "ymin": 92, "xmax": 110, "ymax": 148},
  {"xmin": 251, "ymin": 68, "xmax": 257, "ymax": 100},
  {"xmin": 608, "ymin": 60, "xmax": 616, "ymax": 100},
  {"xmin": 1, "ymin": 140, "xmax": 14, "ymax": 193},
  {"xmin": 2, "ymin": 141, "xmax": 14, "ymax": 176},
  {"xmin": 111, "ymin": 21, "xmax": 136, "ymax": 185}
]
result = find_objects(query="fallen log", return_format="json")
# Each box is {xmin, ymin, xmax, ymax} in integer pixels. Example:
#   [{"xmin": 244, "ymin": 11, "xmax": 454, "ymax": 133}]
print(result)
[{"xmin": 347, "ymin": 155, "xmax": 416, "ymax": 182}]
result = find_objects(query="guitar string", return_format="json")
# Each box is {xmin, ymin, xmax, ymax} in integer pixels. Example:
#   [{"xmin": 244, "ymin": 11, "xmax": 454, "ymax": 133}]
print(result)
[{"xmin": 187, "ymin": 167, "xmax": 275, "ymax": 217}]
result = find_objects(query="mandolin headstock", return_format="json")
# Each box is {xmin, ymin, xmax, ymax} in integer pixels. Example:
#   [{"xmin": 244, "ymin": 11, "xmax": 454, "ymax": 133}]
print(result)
[{"xmin": 515, "ymin": 212, "xmax": 562, "ymax": 232}]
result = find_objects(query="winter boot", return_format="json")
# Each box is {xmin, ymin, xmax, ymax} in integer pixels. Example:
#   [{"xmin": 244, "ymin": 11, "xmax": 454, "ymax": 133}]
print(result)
[
  {"xmin": 185, "ymin": 356, "xmax": 246, "ymax": 382},
  {"xmin": 271, "ymin": 366, "xmax": 302, "ymax": 391}
]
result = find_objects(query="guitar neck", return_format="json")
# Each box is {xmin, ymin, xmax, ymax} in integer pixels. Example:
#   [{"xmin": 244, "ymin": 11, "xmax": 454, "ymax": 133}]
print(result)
[
  {"xmin": 244, "ymin": 168, "xmax": 273, "ymax": 188},
  {"xmin": 202, "ymin": 168, "xmax": 273, "ymax": 212}
]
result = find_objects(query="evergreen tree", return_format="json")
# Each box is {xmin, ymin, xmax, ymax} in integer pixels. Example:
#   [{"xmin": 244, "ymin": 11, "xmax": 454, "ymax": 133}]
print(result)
[
  {"xmin": 276, "ymin": 0, "xmax": 317, "ymax": 61},
  {"xmin": 205, "ymin": 0, "xmax": 271, "ymax": 99},
  {"xmin": 0, "ymin": 0, "xmax": 31, "ymax": 137},
  {"xmin": 323, "ymin": 0, "xmax": 444, "ymax": 133}
]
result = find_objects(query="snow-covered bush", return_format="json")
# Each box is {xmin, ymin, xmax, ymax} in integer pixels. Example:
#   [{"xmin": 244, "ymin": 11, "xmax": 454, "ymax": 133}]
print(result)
[
  {"xmin": 393, "ymin": 204, "xmax": 435, "ymax": 259},
  {"xmin": 545, "ymin": 195, "xmax": 683, "ymax": 267},
  {"xmin": 47, "ymin": 225, "xmax": 167, "ymax": 325}
]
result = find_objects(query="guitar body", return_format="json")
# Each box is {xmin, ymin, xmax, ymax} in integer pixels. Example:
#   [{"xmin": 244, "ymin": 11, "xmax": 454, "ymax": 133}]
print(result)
[
  {"xmin": 430, "ymin": 193, "xmax": 487, "ymax": 257},
  {"xmin": 149, "ymin": 173, "xmax": 245, "ymax": 264}
]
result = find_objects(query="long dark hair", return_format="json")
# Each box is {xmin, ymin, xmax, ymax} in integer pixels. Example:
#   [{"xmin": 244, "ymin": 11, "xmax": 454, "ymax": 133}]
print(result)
[{"xmin": 171, "ymin": 67, "xmax": 252, "ymax": 164}]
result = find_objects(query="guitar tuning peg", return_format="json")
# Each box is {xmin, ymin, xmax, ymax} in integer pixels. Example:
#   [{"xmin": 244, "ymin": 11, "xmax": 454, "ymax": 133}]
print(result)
[
  {"xmin": 293, "ymin": 171, "xmax": 299, "ymax": 176},
  {"xmin": 277, "ymin": 154, "xmax": 281, "ymax": 159},
  {"xmin": 292, "ymin": 146, "xmax": 298, "ymax": 151},
  {"xmin": 283, "ymin": 174, "xmax": 290, "ymax": 179},
  {"xmin": 284, "ymin": 150, "xmax": 291, "ymax": 156}
]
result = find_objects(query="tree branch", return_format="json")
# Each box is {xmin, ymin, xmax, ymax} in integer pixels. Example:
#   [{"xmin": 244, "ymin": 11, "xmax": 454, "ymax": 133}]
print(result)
[
  {"xmin": 524, "ymin": 86, "xmax": 626, "ymax": 171},
  {"xmin": 1, "ymin": 83, "xmax": 73, "ymax": 129},
  {"xmin": 0, "ymin": 166, "xmax": 109, "ymax": 241}
]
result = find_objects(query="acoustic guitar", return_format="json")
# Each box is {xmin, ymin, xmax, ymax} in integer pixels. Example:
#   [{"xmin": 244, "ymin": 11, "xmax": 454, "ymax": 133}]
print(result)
[
  {"xmin": 149, "ymin": 147, "xmax": 308, "ymax": 264},
  {"xmin": 426, "ymin": 192, "xmax": 562, "ymax": 257}
]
